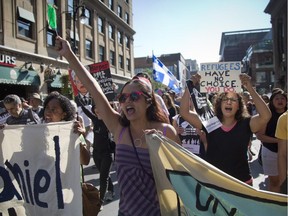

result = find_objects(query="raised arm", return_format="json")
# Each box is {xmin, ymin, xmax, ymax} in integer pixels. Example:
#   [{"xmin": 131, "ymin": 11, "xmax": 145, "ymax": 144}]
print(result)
[
  {"xmin": 55, "ymin": 36, "xmax": 120, "ymax": 134},
  {"xmin": 239, "ymin": 74, "xmax": 271, "ymax": 133},
  {"xmin": 179, "ymin": 86, "xmax": 202, "ymax": 129}
]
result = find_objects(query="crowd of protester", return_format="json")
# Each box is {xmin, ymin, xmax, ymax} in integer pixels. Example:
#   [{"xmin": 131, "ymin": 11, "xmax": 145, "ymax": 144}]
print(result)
[{"xmin": 0, "ymin": 36, "xmax": 287, "ymax": 215}]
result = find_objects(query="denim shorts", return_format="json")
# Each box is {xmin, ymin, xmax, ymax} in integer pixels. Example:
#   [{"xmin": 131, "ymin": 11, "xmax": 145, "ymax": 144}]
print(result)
[{"xmin": 262, "ymin": 146, "xmax": 278, "ymax": 176}]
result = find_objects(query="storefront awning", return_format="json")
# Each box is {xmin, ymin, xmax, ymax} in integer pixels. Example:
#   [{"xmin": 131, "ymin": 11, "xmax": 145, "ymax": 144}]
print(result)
[
  {"xmin": 0, "ymin": 66, "xmax": 40, "ymax": 86},
  {"xmin": 50, "ymin": 74, "xmax": 63, "ymax": 88}
]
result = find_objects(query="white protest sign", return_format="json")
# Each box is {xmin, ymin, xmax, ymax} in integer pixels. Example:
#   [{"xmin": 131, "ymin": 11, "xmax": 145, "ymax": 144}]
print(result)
[{"xmin": 200, "ymin": 62, "xmax": 242, "ymax": 93}]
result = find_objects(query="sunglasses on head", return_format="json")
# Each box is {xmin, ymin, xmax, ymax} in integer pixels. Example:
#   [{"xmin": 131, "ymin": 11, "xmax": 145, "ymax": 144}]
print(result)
[{"xmin": 118, "ymin": 91, "xmax": 145, "ymax": 103}]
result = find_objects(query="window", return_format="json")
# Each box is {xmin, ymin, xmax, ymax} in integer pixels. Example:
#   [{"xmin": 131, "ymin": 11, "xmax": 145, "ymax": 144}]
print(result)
[
  {"xmin": 108, "ymin": 24, "xmax": 114, "ymax": 40},
  {"xmin": 109, "ymin": 0, "xmax": 114, "ymax": 11},
  {"xmin": 47, "ymin": 0, "xmax": 57, "ymax": 4},
  {"xmin": 17, "ymin": 7, "xmax": 35, "ymax": 39},
  {"xmin": 67, "ymin": 0, "xmax": 73, "ymax": 14},
  {"xmin": 119, "ymin": 55, "xmax": 123, "ymax": 68},
  {"xmin": 256, "ymin": 72, "xmax": 266, "ymax": 83},
  {"xmin": 126, "ymin": 58, "xmax": 131, "ymax": 71},
  {"xmin": 47, "ymin": 29, "xmax": 56, "ymax": 46},
  {"xmin": 99, "ymin": 45, "xmax": 105, "ymax": 62},
  {"xmin": 117, "ymin": 5, "xmax": 122, "ymax": 17},
  {"xmin": 85, "ymin": 40, "xmax": 93, "ymax": 58},
  {"xmin": 84, "ymin": 9, "xmax": 92, "ymax": 26},
  {"xmin": 126, "ymin": 0, "xmax": 129, "ymax": 3},
  {"xmin": 98, "ymin": 17, "xmax": 104, "ymax": 33},
  {"xmin": 110, "ymin": 50, "xmax": 115, "ymax": 66},
  {"xmin": 71, "ymin": 38, "xmax": 79, "ymax": 52},
  {"xmin": 125, "ymin": 12, "xmax": 129, "ymax": 24},
  {"xmin": 125, "ymin": 36, "xmax": 130, "ymax": 48},
  {"xmin": 118, "ymin": 31, "xmax": 123, "ymax": 45},
  {"xmin": 18, "ymin": 20, "xmax": 33, "ymax": 38}
]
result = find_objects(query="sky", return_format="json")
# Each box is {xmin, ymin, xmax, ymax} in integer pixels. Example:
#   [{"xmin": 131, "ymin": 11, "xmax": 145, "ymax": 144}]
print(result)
[{"xmin": 132, "ymin": 0, "xmax": 271, "ymax": 65}]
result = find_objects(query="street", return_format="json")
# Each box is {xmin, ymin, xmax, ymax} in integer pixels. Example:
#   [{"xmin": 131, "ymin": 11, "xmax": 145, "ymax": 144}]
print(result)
[{"xmin": 83, "ymin": 137, "xmax": 268, "ymax": 216}]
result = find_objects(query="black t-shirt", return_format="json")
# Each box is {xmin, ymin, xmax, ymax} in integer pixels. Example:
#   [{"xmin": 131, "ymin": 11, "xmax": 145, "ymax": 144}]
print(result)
[
  {"xmin": 263, "ymin": 111, "xmax": 284, "ymax": 153},
  {"xmin": 168, "ymin": 107, "xmax": 177, "ymax": 124},
  {"xmin": 81, "ymin": 106, "xmax": 114, "ymax": 154},
  {"xmin": 205, "ymin": 118, "xmax": 252, "ymax": 182}
]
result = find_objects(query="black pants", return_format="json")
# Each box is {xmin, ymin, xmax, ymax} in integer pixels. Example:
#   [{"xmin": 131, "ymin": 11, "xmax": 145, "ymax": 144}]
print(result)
[{"xmin": 93, "ymin": 150, "xmax": 114, "ymax": 202}]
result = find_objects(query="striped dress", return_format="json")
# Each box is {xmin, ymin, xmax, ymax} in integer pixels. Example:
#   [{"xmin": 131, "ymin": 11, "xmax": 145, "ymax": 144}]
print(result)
[{"xmin": 115, "ymin": 143, "xmax": 160, "ymax": 216}]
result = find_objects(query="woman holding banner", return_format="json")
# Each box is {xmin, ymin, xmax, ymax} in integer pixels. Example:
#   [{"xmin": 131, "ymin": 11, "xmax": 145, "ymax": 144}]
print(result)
[
  {"xmin": 180, "ymin": 73, "xmax": 271, "ymax": 185},
  {"xmin": 55, "ymin": 36, "xmax": 180, "ymax": 216},
  {"xmin": 43, "ymin": 91, "xmax": 90, "ymax": 165}
]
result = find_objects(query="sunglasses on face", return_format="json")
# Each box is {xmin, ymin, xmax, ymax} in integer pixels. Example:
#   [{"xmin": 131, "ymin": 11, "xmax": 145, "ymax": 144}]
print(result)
[
  {"xmin": 118, "ymin": 91, "xmax": 146, "ymax": 103},
  {"xmin": 222, "ymin": 96, "xmax": 238, "ymax": 103}
]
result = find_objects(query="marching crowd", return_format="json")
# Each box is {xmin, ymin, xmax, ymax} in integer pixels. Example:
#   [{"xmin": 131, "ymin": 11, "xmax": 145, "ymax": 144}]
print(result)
[{"xmin": 0, "ymin": 36, "xmax": 287, "ymax": 216}]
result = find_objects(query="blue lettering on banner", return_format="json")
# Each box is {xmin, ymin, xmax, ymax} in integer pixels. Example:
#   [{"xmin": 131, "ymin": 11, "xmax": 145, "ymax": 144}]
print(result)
[
  {"xmin": 54, "ymin": 136, "xmax": 64, "ymax": 209},
  {"xmin": 0, "ymin": 135, "xmax": 64, "ymax": 214},
  {"xmin": 195, "ymin": 183, "xmax": 237, "ymax": 215}
]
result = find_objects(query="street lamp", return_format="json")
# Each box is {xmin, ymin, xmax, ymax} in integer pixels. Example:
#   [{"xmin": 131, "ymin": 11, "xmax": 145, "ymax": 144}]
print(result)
[{"xmin": 72, "ymin": 1, "xmax": 87, "ymax": 53}]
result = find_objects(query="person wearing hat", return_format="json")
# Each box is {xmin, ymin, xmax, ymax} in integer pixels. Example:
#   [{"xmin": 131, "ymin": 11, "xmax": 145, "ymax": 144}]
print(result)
[{"xmin": 29, "ymin": 93, "xmax": 44, "ymax": 119}]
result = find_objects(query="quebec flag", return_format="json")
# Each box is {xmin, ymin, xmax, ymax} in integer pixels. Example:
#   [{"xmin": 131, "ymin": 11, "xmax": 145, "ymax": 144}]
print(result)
[{"xmin": 152, "ymin": 55, "xmax": 180, "ymax": 93}]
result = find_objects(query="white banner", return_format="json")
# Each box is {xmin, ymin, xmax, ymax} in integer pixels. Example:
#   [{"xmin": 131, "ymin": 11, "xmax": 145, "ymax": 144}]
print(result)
[{"xmin": 0, "ymin": 122, "xmax": 82, "ymax": 216}]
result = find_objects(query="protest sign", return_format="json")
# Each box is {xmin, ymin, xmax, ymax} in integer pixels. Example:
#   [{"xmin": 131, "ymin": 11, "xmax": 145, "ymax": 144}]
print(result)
[
  {"xmin": 186, "ymin": 80, "xmax": 222, "ymax": 133},
  {"xmin": 0, "ymin": 122, "xmax": 81, "ymax": 216},
  {"xmin": 200, "ymin": 62, "xmax": 242, "ymax": 93},
  {"xmin": 89, "ymin": 61, "xmax": 115, "ymax": 101}
]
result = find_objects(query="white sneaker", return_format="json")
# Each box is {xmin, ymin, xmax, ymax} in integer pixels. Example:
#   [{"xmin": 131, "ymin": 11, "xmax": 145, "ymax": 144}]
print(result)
[
  {"xmin": 105, "ymin": 191, "xmax": 115, "ymax": 201},
  {"xmin": 100, "ymin": 204, "xmax": 104, "ymax": 211}
]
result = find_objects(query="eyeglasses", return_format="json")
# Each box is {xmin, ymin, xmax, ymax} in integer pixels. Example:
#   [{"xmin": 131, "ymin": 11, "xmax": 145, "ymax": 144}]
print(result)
[
  {"xmin": 222, "ymin": 97, "xmax": 238, "ymax": 103},
  {"xmin": 118, "ymin": 91, "xmax": 145, "ymax": 103}
]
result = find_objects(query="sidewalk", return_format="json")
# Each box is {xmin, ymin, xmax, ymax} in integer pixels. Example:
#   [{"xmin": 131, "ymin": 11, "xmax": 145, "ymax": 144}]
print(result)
[{"xmin": 249, "ymin": 137, "xmax": 268, "ymax": 190}]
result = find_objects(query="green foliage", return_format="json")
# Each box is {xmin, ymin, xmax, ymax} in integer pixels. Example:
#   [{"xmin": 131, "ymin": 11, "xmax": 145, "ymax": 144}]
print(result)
[
  {"xmin": 141, "ymin": 68, "xmax": 167, "ymax": 91},
  {"xmin": 60, "ymin": 74, "xmax": 74, "ymax": 99}
]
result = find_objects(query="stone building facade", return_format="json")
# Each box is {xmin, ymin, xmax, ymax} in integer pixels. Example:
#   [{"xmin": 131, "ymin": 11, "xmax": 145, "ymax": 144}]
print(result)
[{"xmin": 0, "ymin": 0, "xmax": 135, "ymax": 100}]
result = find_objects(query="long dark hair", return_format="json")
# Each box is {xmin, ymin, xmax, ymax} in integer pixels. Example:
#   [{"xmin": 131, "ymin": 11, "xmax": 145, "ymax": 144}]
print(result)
[
  {"xmin": 43, "ymin": 91, "xmax": 76, "ymax": 121},
  {"xmin": 162, "ymin": 92, "xmax": 176, "ymax": 109},
  {"xmin": 214, "ymin": 92, "xmax": 249, "ymax": 122},
  {"xmin": 268, "ymin": 88, "xmax": 287, "ymax": 113},
  {"xmin": 118, "ymin": 79, "xmax": 169, "ymax": 126}
]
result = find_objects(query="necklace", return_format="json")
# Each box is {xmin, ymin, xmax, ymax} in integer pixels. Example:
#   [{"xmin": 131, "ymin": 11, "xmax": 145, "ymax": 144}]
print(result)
[
  {"xmin": 133, "ymin": 138, "xmax": 142, "ymax": 147},
  {"xmin": 132, "ymin": 131, "xmax": 146, "ymax": 147}
]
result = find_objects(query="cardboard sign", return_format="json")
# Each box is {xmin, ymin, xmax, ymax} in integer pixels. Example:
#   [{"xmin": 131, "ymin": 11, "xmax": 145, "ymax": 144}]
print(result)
[
  {"xmin": 88, "ymin": 61, "xmax": 115, "ymax": 101},
  {"xmin": 200, "ymin": 62, "xmax": 242, "ymax": 93}
]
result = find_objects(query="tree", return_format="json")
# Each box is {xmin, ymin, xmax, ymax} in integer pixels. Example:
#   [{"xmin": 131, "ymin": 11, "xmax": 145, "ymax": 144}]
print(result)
[{"xmin": 141, "ymin": 68, "xmax": 167, "ymax": 91}]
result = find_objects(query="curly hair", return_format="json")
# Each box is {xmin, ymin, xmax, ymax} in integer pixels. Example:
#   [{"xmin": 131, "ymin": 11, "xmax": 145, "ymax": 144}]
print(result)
[
  {"xmin": 214, "ymin": 92, "xmax": 250, "ymax": 122},
  {"xmin": 118, "ymin": 79, "xmax": 169, "ymax": 126},
  {"xmin": 43, "ymin": 91, "xmax": 76, "ymax": 121}
]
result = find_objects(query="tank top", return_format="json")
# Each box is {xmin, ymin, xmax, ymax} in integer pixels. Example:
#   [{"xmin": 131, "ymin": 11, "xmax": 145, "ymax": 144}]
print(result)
[{"xmin": 115, "ymin": 127, "xmax": 162, "ymax": 216}]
